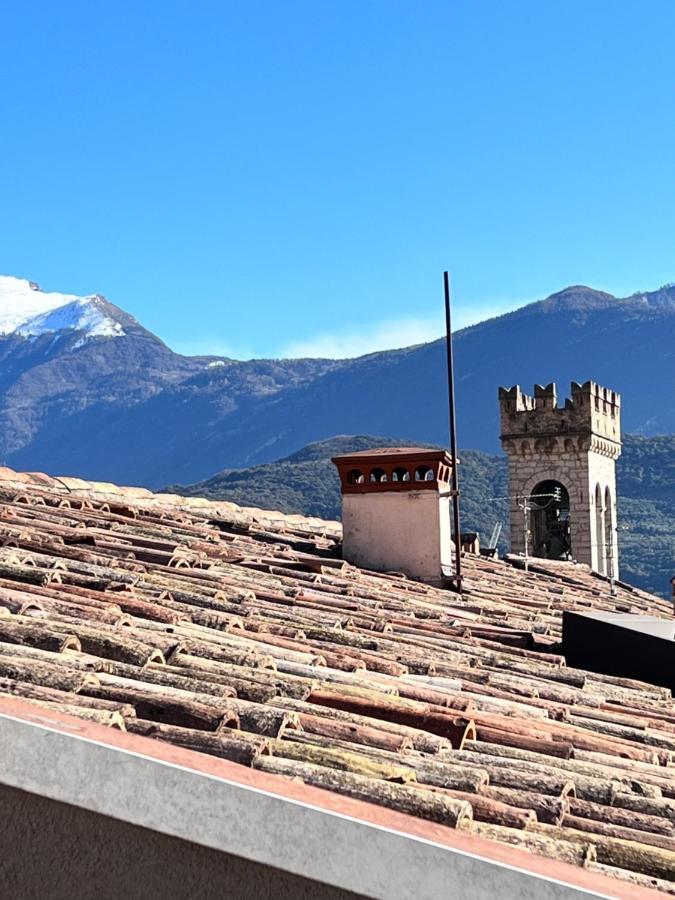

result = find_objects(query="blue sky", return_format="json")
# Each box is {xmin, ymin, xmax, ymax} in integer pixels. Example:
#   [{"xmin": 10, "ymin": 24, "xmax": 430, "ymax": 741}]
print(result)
[{"xmin": 1, "ymin": 1, "xmax": 674, "ymax": 359}]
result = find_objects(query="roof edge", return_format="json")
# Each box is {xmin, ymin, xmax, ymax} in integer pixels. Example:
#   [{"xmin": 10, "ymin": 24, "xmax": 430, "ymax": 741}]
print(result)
[{"xmin": 0, "ymin": 697, "xmax": 663, "ymax": 900}]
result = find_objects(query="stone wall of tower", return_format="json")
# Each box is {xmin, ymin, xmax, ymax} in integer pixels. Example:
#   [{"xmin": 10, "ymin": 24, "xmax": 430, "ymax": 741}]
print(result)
[
  {"xmin": 499, "ymin": 382, "xmax": 621, "ymax": 576},
  {"xmin": 587, "ymin": 449, "xmax": 620, "ymax": 577}
]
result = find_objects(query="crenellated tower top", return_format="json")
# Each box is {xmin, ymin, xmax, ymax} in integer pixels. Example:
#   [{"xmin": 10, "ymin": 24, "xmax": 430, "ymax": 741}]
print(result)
[{"xmin": 499, "ymin": 380, "xmax": 621, "ymax": 453}]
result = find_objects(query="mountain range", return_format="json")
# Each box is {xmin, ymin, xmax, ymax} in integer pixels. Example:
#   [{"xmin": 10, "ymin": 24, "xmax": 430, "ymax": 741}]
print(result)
[{"xmin": 1, "ymin": 275, "xmax": 674, "ymax": 492}]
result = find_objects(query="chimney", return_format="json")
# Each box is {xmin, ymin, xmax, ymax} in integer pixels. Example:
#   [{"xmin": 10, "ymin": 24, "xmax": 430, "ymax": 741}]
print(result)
[{"xmin": 332, "ymin": 447, "xmax": 455, "ymax": 585}]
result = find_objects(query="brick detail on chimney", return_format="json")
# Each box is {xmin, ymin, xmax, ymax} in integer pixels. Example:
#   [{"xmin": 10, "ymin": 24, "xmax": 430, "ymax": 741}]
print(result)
[{"xmin": 332, "ymin": 448, "xmax": 454, "ymax": 495}]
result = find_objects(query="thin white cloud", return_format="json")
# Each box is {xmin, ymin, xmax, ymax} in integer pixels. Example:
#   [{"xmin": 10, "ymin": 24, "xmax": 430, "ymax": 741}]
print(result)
[
  {"xmin": 281, "ymin": 317, "xmax": 444, "ymax": 359},
  {"xmin": 280, "ymin": 301, "xmax": 521, "ymax": 360},
  {"xmin": 170, "ymin": 299, "xmax": 523, "ymax": 361}
]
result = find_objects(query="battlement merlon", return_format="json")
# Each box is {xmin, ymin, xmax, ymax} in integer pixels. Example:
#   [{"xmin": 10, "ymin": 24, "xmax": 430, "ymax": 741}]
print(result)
[
  {"xmin": 498, "ymin": 380, "xmax": 622, "ymax": 445},
  {"xmin": 569, "ymin": 380, "xmax": 621, "ymax": 412}
]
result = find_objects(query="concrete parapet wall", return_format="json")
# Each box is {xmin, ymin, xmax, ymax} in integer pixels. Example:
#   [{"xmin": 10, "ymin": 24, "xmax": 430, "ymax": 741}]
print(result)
[
  {"xmin": 0, "ymin": 699, "xmax": 640, "ymax": 900},
  {"xmin": 0, "ymin": 783, "xmax": 358, "ymax": 900}
]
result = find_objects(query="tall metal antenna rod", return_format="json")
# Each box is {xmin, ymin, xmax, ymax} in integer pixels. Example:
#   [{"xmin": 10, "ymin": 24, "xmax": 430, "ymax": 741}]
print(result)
[{"xmin": 443, "ymin": 271, "xmax": 462, "ymax": 593}]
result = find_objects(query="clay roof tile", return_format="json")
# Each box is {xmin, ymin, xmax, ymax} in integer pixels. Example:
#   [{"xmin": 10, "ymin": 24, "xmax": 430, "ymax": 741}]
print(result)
[{"xmin": 0, "ymin": 465, "xmax": 671, "ymax": 891}]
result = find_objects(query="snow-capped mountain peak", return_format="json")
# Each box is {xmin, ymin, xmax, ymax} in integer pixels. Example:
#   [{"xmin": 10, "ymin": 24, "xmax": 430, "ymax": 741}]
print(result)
[{"xmin": 0, "ymin": 276, "xmax": 125, "ymax": 342}]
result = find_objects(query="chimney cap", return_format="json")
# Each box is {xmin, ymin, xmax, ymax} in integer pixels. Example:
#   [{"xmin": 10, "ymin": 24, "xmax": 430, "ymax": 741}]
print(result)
[
  {"xmin": 332, "ymin": 446, "xmax": 456, "ymax": 495},
  {"xmin": 332, "ymin": 447, "xmax": 453, "ymax": 466}
]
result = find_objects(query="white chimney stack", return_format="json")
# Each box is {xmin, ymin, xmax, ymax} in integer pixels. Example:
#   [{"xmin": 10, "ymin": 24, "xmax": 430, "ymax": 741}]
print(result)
[{"xmin": 332, "ymin": 447, "xmax": 456, "ymax": 585}]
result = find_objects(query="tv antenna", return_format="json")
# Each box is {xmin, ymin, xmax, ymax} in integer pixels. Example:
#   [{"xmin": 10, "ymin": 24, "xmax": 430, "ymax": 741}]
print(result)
[{"xmin": 443, "ymin": 271, "xmax": 462, "ymax": 593}]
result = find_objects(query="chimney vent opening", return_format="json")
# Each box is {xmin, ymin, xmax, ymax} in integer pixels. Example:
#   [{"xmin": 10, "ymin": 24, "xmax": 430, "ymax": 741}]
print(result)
[
  {"xmin": 414, "ymin": 465, "xmax": 434, "ymax": 482},
  {"xmin": 392, "ymin": 467, "xmax": 410, "ymax": 482}
]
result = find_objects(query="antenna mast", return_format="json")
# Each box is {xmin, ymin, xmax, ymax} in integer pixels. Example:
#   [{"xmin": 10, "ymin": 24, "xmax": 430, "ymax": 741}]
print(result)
[{"xmin": 443, "ymin": 271, "xmax": 463, "ymax": 593}]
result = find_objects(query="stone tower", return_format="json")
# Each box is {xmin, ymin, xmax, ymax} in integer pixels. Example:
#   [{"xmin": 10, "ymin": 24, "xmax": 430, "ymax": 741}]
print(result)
[{"xmin": 498, "ymin": 381, "xmax": 621, "ymax": 577}]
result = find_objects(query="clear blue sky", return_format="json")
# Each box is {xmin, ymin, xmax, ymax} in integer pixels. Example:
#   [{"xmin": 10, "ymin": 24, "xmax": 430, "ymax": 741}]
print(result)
[{"xmin": 1, "ymin": 1, "xmax": 674, "ymax": 359}]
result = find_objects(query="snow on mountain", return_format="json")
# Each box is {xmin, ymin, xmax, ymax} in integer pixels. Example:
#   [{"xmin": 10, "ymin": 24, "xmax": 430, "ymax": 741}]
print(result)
[{"xmin": 0, "ymin": 276, "xmax": 125, "ymax": 342}]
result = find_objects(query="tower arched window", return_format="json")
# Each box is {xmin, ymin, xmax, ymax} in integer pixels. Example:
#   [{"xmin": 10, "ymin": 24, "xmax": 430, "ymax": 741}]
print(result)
[
  {"xmin": 594, "ymin": 484, "xmax": 606, "ymax": 575},
  {"xmin": 604, "ymin": 486, "xmax": 614, "ymax": 574},
  {"xmin": 529, "ymin": 480, "xmax": 571, "ymax": 562}
]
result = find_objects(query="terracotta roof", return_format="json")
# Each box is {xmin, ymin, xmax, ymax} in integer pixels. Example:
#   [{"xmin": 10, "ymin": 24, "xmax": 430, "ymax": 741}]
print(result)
[{"xmin": 0, "ymin": 467, "xmax": 672, "ymax": 894}]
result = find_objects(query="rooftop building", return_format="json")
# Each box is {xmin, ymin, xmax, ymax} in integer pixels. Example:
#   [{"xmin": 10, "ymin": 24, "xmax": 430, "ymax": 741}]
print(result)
[{"xmin": 0, "ymin": 467, "xmax": 672, "ymax": 897}]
